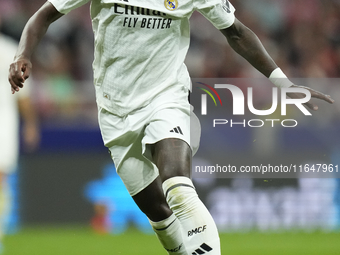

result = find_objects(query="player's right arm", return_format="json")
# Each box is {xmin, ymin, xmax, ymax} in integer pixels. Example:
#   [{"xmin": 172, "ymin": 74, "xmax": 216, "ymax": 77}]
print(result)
[
  {"xmin": 8, "ymin": 2, "xmax": 63, "ymax": 94},
  {"xmin": 221, "ymin": 19, "xmax": 334, "ymax": 110},
  {"xmin": 196, "ymin": 0, "xmax": 334, "ymax": 110}
]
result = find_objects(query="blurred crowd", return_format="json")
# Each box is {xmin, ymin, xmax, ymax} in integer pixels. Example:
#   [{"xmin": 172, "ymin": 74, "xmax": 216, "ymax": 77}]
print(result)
[
  {"xmin": 0, "ymin": 0, "xmax": 340, "ymax": 125},
  {"xmin": 188, "ymin": 0, "xmax": 340, "ymax": 78}
]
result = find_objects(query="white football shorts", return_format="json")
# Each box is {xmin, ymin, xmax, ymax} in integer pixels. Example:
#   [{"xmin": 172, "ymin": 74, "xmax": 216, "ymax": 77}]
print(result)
[{"xmin": 98, "ymin": 85, "xmax": 201, "ymax": 196}]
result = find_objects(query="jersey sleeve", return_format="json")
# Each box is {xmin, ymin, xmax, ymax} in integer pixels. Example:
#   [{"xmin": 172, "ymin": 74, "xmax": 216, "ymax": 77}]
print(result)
[
  {"xmin": 48, "ymin": 0, "xmax": 90, "ymax": 15},
  {"xmin": 194, "ymin": 0, "xmax": 236, "ymax": 30}
]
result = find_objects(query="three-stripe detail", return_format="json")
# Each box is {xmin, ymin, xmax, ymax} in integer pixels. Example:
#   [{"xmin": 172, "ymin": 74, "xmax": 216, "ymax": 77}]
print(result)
[
  {"xmin": 170, "ymin": 126, "xmax": 183, "ymax": 135},
  {"xmin": 192, "ymin": 243, "xmax": 213, "ymax": 254},
  {"xmin": 192, "ymin": 243, "xmax": 212, "ymax": 255}
]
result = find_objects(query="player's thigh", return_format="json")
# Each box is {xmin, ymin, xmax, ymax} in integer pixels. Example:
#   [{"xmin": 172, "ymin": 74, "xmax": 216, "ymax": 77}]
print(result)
[
  {"xmin": 151, "ymin": 138, "xmax": 192, "ymax": 181},
  {"xmin": 132, "ymin": 175, "xmax": 172, "ymax": 222},
  {"xmin": 104, "ymin": 131, "xmax": 172, "ymax": 221}
]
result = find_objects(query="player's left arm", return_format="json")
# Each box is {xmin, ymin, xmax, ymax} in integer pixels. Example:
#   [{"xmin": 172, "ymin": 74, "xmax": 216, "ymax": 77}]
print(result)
[{"xmin": 221, "ymin": 18, "xmax": 334, "ymax": 110}]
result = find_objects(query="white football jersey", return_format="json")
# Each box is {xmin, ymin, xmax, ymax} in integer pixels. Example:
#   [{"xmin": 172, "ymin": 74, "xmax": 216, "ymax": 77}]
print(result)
[{"xmin": 48, "ymin": 0, "xmax": 236, "ymax": 116}]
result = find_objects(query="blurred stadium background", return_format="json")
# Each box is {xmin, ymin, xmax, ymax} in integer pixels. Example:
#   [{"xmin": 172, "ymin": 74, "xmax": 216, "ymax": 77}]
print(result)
[{"xmin": 1, "ymin": 0, "xmax": 340, "ymax": 254}]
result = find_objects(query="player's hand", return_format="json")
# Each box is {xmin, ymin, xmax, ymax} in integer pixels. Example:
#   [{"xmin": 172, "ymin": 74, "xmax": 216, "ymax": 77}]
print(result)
[
  {"xmin": 286, "ymin": 85, "xmax": 334, "ymax": 111},
  {"xmin": 8, "ymin": 57, "xmax": 32, "ymax": 94}
]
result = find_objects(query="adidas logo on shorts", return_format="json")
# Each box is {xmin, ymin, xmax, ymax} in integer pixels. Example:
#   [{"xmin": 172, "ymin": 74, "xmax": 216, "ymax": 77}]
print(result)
[
  {"xmin": 191, "ymin": 243, "xmax": 213, "ymax": 254},
  {"xmin": 170, "ymin": 126, "xmax": 183, "ymax": 135}
]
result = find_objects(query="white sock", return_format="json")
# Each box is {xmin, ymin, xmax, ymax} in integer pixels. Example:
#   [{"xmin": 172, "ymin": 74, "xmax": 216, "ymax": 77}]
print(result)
[
  {"xmin": 149, "ymin": 213, "xmax": 186, "ymax": 254},
  {"xmin": 163, "ymin": 177, "xmax": 221, "ymax": 255}
]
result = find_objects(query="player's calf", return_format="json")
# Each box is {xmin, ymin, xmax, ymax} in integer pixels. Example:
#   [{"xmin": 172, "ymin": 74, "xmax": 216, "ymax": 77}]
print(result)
[
  {"xmin": 132, "ymin": 177, "xmax": 186, "ymax": 254},
  {"xmin": 163, "ymin": 176, "xmax": 221, "ymax": 255},
  {"xmin": 149, "ymin": 213, "xmax": 187, "ymax": 255}
]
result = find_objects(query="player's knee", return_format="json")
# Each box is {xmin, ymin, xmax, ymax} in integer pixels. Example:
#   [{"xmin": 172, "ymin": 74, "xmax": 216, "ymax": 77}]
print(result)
[
  {"xmin": 162, "ymin": 177, "xmax": 197, "ymax": 211},
  {"xmin": 142, "ymin": 201, "xmax": 173, "ymax": 222},
  {"xmin": 161, "ymin": 166, "xmax": 190, "ymax": 182},
  {"xmin": 152, "ymin": 138, "xmax": 191, "ymax": 181},
  {"xmin": 159, "ymin": 153, "xmax": 191, "ymax": 181}
]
